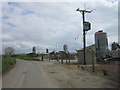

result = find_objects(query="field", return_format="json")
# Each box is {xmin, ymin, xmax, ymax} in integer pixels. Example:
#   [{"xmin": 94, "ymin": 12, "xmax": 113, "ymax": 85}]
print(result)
[{"xmin": 19, "ymin": 57, "xmax": 40, "ymax": 61}]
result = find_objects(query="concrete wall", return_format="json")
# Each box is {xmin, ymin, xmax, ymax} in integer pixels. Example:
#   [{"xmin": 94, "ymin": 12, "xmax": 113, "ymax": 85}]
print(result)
[{"xmin": 77, "ymin": 49, "xmax": 96, "ymax": 65}]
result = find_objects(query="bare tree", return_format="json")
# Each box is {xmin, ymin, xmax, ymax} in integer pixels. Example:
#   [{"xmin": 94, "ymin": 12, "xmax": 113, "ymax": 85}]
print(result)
[{"xmin": 4, "ymin": 47, "xmax": 15, "ymax": 55}]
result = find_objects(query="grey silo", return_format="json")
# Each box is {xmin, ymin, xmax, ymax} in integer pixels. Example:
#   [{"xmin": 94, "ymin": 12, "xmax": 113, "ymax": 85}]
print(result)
[
  {"xmin": 95, "ymin": 30, "xmax": 108, "ymax": 61},
  {"xmin": 63, "ymin": 44, "xmax": 68, "ymax": 53},
  {"xmin": 32, "ymin": 46, "xmax": 36, "ymax": 53}
]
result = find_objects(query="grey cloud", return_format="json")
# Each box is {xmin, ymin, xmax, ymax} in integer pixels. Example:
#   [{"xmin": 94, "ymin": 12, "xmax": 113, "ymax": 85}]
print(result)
[{"xmin": 1, "ymin": 2, "xmax": 118, "ymax": 54}]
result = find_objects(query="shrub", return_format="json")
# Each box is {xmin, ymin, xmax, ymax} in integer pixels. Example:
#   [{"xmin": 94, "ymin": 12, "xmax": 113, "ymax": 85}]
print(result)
[{"xmin": 2, "ymin": 56, "xmax": 16, "ymax": 72}]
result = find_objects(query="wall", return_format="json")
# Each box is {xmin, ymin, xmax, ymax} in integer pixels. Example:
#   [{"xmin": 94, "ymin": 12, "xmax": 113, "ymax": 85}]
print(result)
[{"xmin": 76, "ymin": 49, "xmax": 96, "ymax": 65}]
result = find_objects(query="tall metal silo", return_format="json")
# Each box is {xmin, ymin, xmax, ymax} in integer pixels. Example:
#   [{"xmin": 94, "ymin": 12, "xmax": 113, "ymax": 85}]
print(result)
[
  {"xmin": 63, "ymin": 44, "xmax": 68, "ymax": 53},
  {"xmin": 32, "ymin": 46, "xmax": 36, "ymax": 53},
  {"xmin": 95, "ymin": 30, "xmax": 108, "ymax": 62},
  {"xmin": 46, "ymin": 48, "xmax": 49, "ymax": 53}
]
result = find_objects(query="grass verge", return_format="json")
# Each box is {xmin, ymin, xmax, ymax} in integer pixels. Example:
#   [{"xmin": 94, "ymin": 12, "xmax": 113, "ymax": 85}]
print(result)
[
  {"xmin": 1, "ymin": 54, "xmax": 40, "ymax": 73},
  {"xmin": 19, "ymin": 57, "xmax": 40, "ymax": 61},
  {"xmin": 2, "ymin": 55, "xmax": 16, "ymax": 73}
]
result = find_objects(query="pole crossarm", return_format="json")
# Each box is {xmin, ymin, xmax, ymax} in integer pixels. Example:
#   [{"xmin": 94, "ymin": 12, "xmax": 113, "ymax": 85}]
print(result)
[
  {"xmin": 76, "ymin": 8, "xmax": 92, "ymax": 14},
  {"xmin": 76, "ymin": 8, "xmax": 92, "ymax": 65}
]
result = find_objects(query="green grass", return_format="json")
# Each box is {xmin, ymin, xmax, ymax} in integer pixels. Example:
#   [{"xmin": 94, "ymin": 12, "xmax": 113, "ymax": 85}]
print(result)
[
  {"xmin": 10, "ymin": 54, "xmax": 40, "ymax": 61},
  {"xmin": 19, "ymin": 57, "xmax": 40, "ymax": 61},
  {"xmin": 0, "ymin": 57, "xmax": 2, "ymax": 73},
  {"xmin": 2, "ymin": 55, "xmax": 16, "ymax": 72}
]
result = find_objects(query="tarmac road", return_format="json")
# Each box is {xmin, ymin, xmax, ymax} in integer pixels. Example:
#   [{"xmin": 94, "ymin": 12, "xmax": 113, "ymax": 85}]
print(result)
[{"xmin": 2, "ymin": 59, "xmax": 118, "ymax": 88}]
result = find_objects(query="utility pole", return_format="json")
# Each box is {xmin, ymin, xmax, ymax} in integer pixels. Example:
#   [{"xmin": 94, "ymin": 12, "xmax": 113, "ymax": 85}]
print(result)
[{"xmin": 76, "ymin": 8, "xmax": 92, "ymax": 65}]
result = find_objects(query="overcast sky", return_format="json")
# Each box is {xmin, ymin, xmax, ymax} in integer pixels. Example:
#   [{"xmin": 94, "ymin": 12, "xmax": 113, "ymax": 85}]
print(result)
[{"xmin": 1, "ymin": 0, "xmax": 118, "ymax": 54}]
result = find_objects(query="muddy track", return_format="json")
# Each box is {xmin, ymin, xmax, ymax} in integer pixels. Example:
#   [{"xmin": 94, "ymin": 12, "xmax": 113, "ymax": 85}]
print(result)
[{"xmin": 2, "ymin": 59, "xmax": 118, "ymax": 88}]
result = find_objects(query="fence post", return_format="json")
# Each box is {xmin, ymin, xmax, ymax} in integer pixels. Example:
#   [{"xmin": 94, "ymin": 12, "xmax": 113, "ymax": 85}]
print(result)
[{"xmin": 69, "ymin": 59, "xmax": 70, "ymax": 65}]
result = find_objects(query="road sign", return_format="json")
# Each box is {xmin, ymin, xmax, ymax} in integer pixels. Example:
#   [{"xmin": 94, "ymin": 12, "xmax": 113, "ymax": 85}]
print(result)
[{"xmin": 84, "ymin": 22, "xmax": 91, "ymax": 31}]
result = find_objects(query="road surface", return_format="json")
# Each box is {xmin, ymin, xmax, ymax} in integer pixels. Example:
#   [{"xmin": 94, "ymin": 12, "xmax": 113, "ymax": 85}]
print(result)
[{"xmin": 2, "ymin": 59, "xmax": 118, "ymax": 88}]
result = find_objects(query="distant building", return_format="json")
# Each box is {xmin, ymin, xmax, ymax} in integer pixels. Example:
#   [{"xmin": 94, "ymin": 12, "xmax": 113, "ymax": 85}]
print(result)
[
  {"xmin": 111, "ymin": 42, "xmax": 120, "ymax": 50},
  {"xmin": 27, "ymin": 46, "xmax": 37, "ymax": 57},
  {"xmin": 76, "ymin": 44, "xmax": 96, "ymax": 65},
  {"xmin": 27, "ymin": 53, "xmax": 38, "ymax": 57}
]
